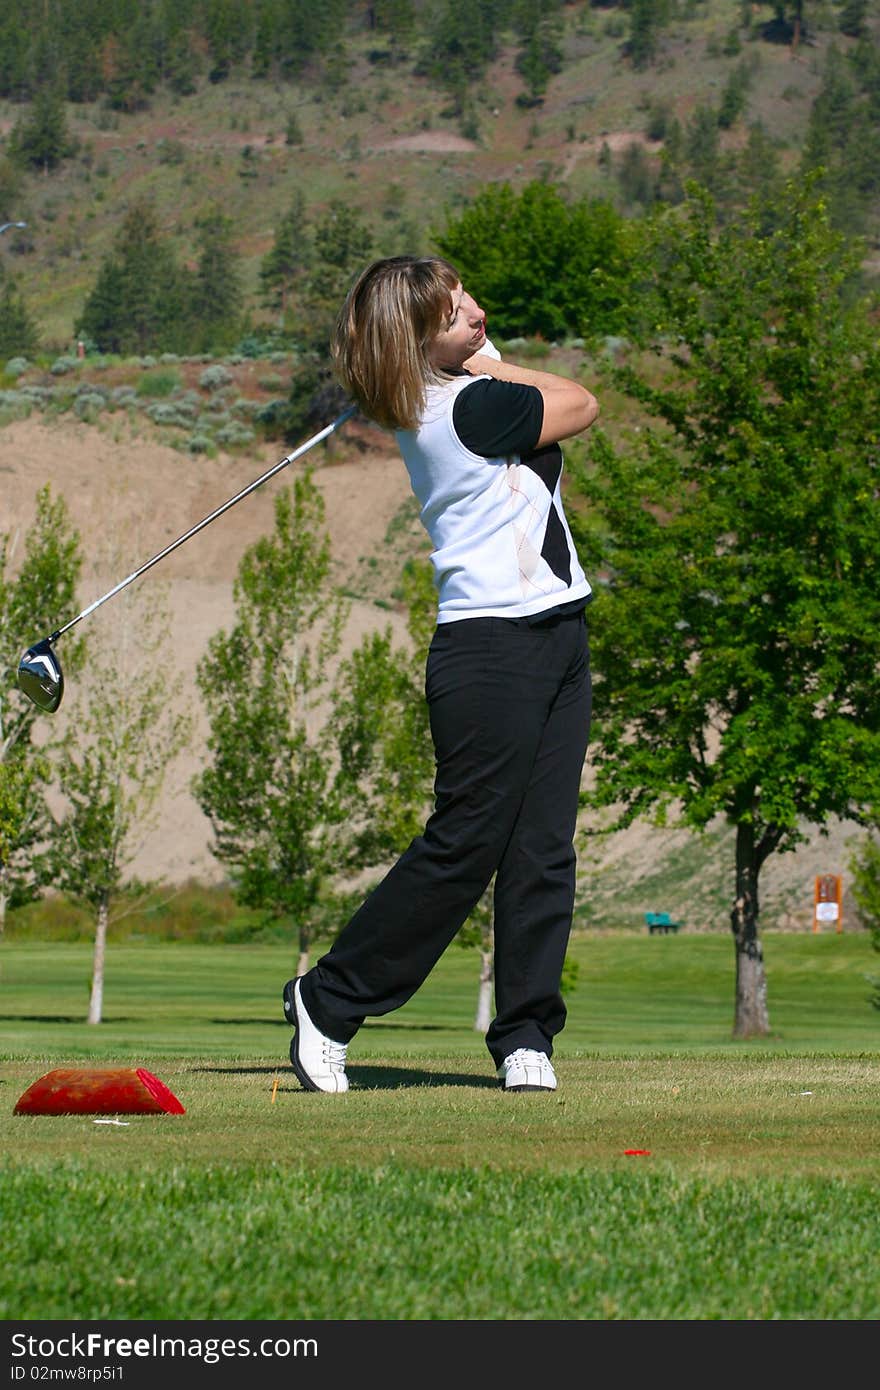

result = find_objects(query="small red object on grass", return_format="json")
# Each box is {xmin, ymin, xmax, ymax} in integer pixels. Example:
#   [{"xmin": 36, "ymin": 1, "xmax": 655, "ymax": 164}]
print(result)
[
  {"xmin": 623, "ymin": 1148, "xmax": 652, "ymax": 1156},
  {"xmin": 13, "ymin": 1067, "xmax": 185, "ymax": 1116}
]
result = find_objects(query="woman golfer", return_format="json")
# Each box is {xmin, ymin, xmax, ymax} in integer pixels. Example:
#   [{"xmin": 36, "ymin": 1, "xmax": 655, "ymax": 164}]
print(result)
[{"xmin": 284, "ymin": 254, "xmax": 599, "ymax": 1092}]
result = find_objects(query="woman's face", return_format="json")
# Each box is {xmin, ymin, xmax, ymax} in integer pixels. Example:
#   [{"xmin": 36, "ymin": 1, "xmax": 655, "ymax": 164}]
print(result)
[{"xmin": 428, "ymin": 282, "xmax": 487, "ymax": 370}]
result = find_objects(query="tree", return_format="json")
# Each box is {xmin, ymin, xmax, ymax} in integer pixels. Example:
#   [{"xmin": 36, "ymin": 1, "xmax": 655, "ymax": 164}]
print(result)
[
  {"xmin": 418, "ymin": 0, "xmax": 502, "ymax": 111},
  {"xmin": 800, "ymin": 42, "xmax": 880, "ymax": 236},
  {"xmin": 75, "ymin": 199, "xmax": 185, "ymax": 355},
  {"xmin": 0, "ymin": 278, "xmax": 40, "ymax": 359},
  {"xmin": 299, "ymin": 199, "xmax": 373, "ymax": 349},
  {"xmin": 847, "ymin": 833, "xmax": 880, "ymax": 1009},
  {"xmin": 0, "ymin": 750, "xmax": 50, "ymax": 933},
  {"xmin": 203, "ymin": 0, "xmax": 253, "ymax": 82},
  {"xmin": 273, "ymin": 0, "xmax": 348, "ymax": 80},
  {"xmin": 625, "ymin": 0, "xmax": 673, "ymax": 70},
  {"xmin": 512, "ymin": 1, "xmax": 563, "ymax": 107},
  {"xmin": 8, "ymin": 85, "xmax": 75, "ymax": 173},
  {"xmin": 734, "ymin": 122, "xmax": 784, "ymax": 217},
  {"xmin": 717, "ymin": 59, "xmax": 754, "ymax": 130},
  {"xmin": 188, "ymin": 204, "xmax": 243, "ymax": 351},
  {"xmin": 287, "ymin": 200, "xmax": 372, "ymax": 433},
  {"xmin": 259, "ymin": 190, "xmax": 311, "ymax": 329},
  {"xmin": 434, "ymin": 181, "xmax": 635, "ymax": 342},
  {"xmin": 0, "ymin": 486, "xmax": 82, "ymax": 935},
  {"xmin": 838, "ymin": 0, "xmax": 868, "ymax": 38},
  {"xmin": 0, "ymin": 155, "xmax": 24, "ymax": 222},
  {"xmin": 371, "ymin": 0, "xmax": 416, "ymax": 61},
  {"xmin": 331, "ymin": 558, "xmax": 435, "ymax": 871},
  {"xmin": 616, "ymin": 142, "xmax": 657, "ymax": 213},
  {"xmin": 193, "ymin": 473, "xmax": 347, "ymax": 975},
  {"xmin": 49, "ymin": 586, "xmax": 191, "ymax": 1024},
  {"xmin": 572, "ymin": 179, "xmax": 880, "ymax": 1038},
  {"xmin": 683, "ymin": 104, "xmax": 732, "ymax": 205},
  {"xmin": 457, "ymin": 880, "xmax": 495, "ymax": 1032}
]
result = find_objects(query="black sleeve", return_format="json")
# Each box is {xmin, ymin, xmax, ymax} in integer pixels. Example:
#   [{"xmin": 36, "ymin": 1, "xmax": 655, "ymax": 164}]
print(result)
[{"xmin": 452, "ymin": 378, "xmax": 544, "ymax": 458}]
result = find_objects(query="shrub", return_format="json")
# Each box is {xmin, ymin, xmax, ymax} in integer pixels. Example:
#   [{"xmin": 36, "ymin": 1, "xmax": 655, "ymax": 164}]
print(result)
[
  {"xmin": 0, "ymin": 389, "xmax": 32, "ymax": 420},
  {"xmin": 146, "ymin": 402, "xmax": 198, "ymax": 427},
  {"xmin": 74, "ymin": 391, "xmax": 106, "ymax": 422},
  {"xmin": 199, "ymin": 364, "xmax": 233, "ymax": 391},
  {"xmin": 187, "ymin": 433, "xmax": 215, "ymax": 454},
  {"xmin": 215, "ymin": 421, "xmax": 255, "ymax": 449},
  {"xmin": 111, "ymin": 386, "xmax": 138, "ymax": 406},
  {"xmin": 136, "ymin": 369, "xmax": 182, "ymax": 398}
]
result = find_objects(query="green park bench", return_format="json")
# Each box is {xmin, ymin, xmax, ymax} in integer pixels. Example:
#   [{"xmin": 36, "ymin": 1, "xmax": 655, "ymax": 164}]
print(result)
[{"xmin": 644, "ymin": 911, "xmax": 682, "ymax": 934}]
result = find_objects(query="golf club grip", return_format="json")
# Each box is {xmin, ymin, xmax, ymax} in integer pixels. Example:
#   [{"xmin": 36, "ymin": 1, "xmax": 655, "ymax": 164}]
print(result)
[{"xmin": 53, "ymin": 405, "xmax": 357, "ymax": 639}]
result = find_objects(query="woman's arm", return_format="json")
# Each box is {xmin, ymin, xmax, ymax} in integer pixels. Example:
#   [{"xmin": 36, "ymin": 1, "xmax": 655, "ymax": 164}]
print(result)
[{"xmin": 462, "ymin": 350, "xmax": 599, "ymax": 446}]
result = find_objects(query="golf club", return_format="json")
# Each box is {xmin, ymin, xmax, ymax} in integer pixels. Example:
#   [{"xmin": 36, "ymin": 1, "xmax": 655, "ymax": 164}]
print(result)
[{"xmin": 17, "ymin": 404, "xmax": 356, "ymax": 713}]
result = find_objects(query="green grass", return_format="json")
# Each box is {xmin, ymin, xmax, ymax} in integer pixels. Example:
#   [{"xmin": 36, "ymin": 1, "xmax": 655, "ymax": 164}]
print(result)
[{"xmin": 1, "ymin": 933, "xmax": 878, "ymax": 1319}]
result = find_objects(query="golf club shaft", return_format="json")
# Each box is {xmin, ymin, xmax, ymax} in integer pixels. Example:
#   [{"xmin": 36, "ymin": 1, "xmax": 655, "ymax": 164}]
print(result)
[{"xmin": 48, "ymin": 405, "xmax": 356, "ymax": 642}]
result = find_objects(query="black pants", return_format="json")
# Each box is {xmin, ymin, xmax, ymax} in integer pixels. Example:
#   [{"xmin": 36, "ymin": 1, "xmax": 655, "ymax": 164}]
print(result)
[{"xmin": 301, "ymin": 607, "xmax": 592, "ymax": 1067}]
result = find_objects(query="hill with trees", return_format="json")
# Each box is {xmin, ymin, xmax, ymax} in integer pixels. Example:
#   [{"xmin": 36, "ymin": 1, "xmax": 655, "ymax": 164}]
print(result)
[{"xmin": 0, "ymin": 0, "xmax": 878, "ymax": 361}]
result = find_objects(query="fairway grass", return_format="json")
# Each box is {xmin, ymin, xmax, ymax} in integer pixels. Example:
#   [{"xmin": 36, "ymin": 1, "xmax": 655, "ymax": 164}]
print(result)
[
  {"xmin": 2, "ymin": 934, "xmax": 878, "ymax": 1320},
  {"xmin": 3, "ymin": 1160, "xmax": 878, "ymax": 1320}
]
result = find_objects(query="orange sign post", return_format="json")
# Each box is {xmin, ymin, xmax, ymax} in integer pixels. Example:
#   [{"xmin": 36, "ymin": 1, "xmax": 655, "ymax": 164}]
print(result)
[{"xmin": 813, "ymin": 874, "xmax": 843, "ymax": 933}]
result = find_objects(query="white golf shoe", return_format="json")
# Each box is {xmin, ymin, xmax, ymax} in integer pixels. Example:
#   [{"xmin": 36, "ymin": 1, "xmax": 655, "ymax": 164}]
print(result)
[
  {"xmin": 284, "ymin": 978, "xmax": 349, "ymax": 1093},
  {"xmin": 496, "ymin": 1048, "xmax": 557, "ymax": 1092}
]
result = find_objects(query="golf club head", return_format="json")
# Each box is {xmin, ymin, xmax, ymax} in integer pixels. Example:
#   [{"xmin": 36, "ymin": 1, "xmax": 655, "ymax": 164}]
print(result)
[{"xmin": 17, "ymin": 637, "xmax": 64, "ymax": 713}]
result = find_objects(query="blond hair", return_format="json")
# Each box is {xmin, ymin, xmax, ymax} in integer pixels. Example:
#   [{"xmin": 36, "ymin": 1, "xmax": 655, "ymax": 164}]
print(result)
[{"xmin": 332, "ymin": 255, "xmax": 460, "ymax": 431}]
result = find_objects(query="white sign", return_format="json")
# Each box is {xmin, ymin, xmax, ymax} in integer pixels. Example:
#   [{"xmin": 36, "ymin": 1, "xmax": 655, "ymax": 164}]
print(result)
[{"xmin": 815, "ymin": 902, "xmax": 839, "ymax": 922}]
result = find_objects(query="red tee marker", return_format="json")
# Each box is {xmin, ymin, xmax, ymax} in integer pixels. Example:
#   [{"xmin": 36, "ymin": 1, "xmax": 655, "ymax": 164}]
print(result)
[{"xmin": 13, "ymin": 1067, "xmax": 185, "ymax": 1116}]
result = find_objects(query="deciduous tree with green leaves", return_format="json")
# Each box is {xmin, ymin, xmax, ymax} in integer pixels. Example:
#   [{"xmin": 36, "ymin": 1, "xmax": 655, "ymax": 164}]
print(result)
[
  {"xmin": 573, "ymin": 179, "xmax": 880, "ymax": 1037},
  {"xmin": 0, "ymin": 487, "xmax": 82, "ymax": 936},
  {"xmin": 49, "ymin": 587, "xmax": 191, "ymax": 1024},
  {"xmin": 193, "ymin": 472, "xmax": 347, "ymax": 975},
  {"xmin": 331, "ymin": 557, "xmax": 435, "ymax": 870},
  {"xmin": 434, "ymin": 180, "xmax": 635, "ymax": 342}
]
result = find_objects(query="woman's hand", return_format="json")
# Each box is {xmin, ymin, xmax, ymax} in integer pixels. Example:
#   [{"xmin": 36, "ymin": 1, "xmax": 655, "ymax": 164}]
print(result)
[{"xmin": 462, "ymin": 352, "xmax": 599, "ymax": 445}]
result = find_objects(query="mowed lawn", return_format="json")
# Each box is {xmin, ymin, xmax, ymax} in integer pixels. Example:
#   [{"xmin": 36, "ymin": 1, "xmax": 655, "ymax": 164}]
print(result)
[{"xmin": 1, "ymin": 932, "xmax": 878, "ymax": 1320}]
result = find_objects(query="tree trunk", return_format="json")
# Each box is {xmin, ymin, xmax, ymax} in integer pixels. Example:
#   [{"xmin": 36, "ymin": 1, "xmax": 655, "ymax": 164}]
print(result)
[
  {"xmin": 296, "ymin": 920, "xmax": 310, "ymax": 978},
  {"xmin": 730, "ymin": 820, "xmax": 770, "ymax": 1038},
  {"xmin": 474, "ymin": 920, "xmax": 494, "ymax": 1032},
  {"xmin": 0, "ymin": 879, "xmax": 6, "ymax": 938},
  {"xmin": 87, "ymin": 893, "xmax": 109, "ymax": 1025}
]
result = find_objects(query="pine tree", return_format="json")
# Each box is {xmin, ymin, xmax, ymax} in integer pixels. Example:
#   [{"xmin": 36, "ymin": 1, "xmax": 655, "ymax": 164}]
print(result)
[
  {"xmin": 0, "ymin": 278, "xmax": 39, "ymax": 359},
  {"xmin": 189, "ymin": 205, "xmax": 243, "ymax": 351},
  {"xmin": 259, "ymin": 191, "xmax": 311, "ymax": 328},
  {"xmin": 76, "ymin": 200, "xmax": 184, "ymax": 355},
  {"xmin": 8, "ymin": 85, "xmax": 75, "ymax": 173}
]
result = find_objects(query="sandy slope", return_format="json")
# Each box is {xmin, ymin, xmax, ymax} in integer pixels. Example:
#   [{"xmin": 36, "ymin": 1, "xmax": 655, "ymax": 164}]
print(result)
[{"xmin": 3, "ymin": 414, "xmax": 412, "ymax": 886}]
